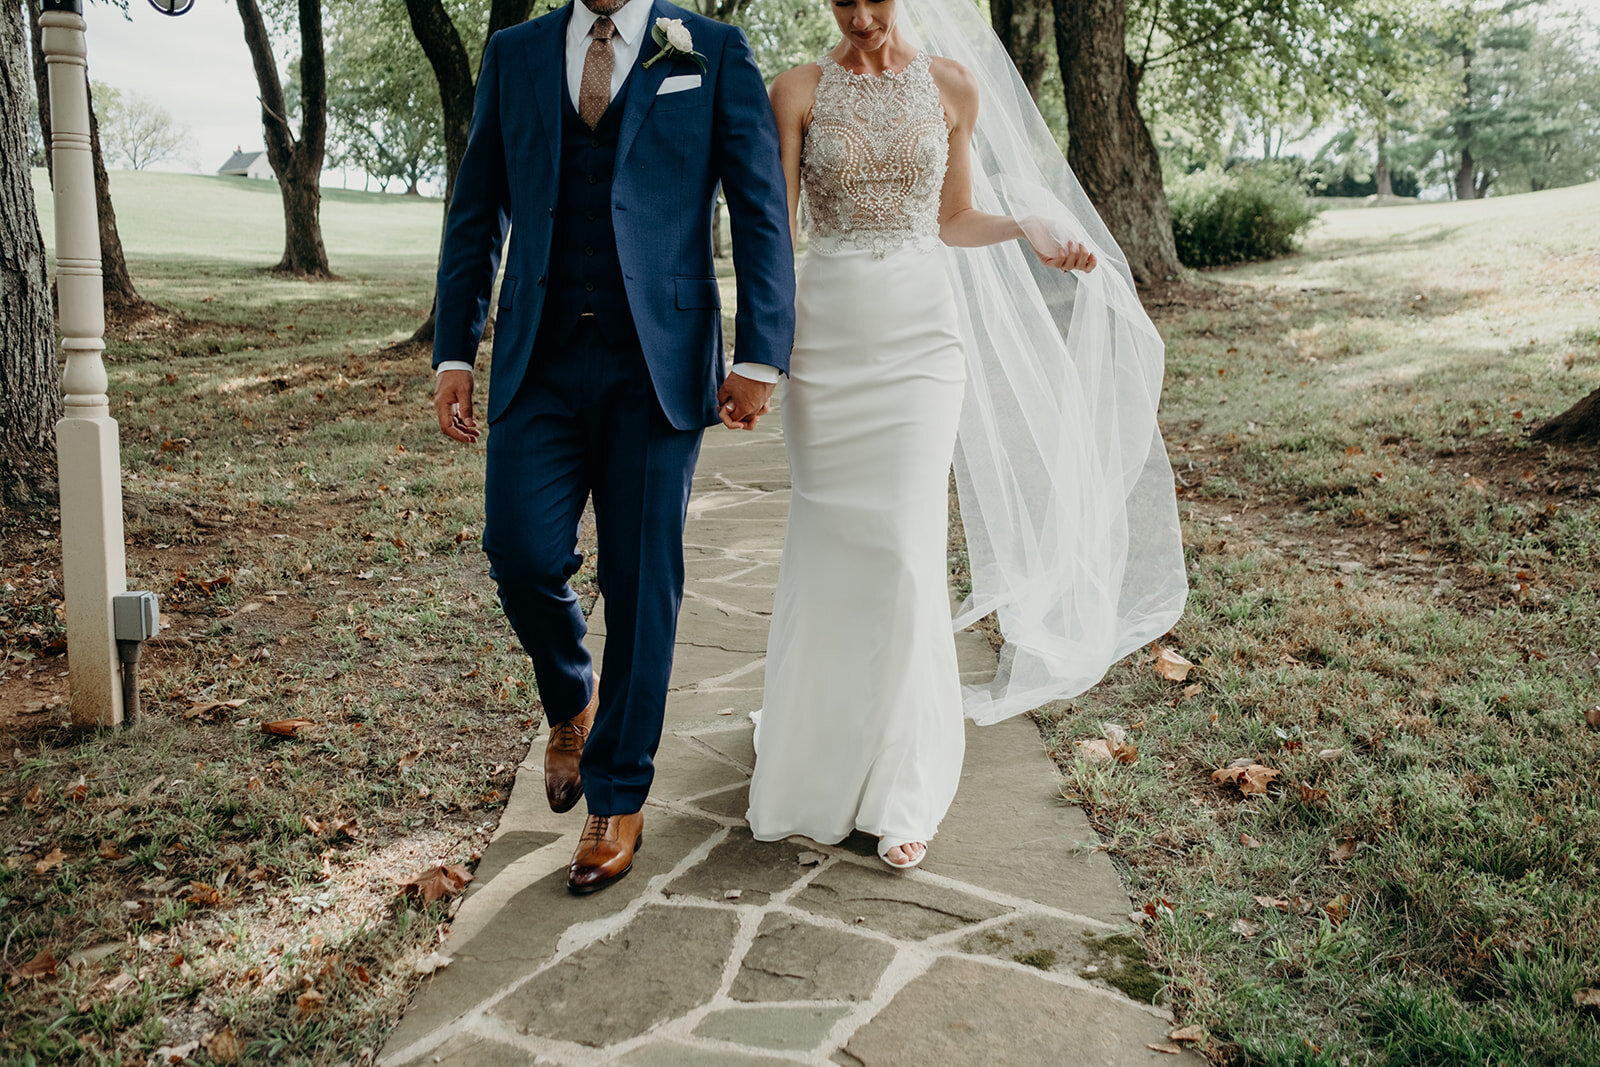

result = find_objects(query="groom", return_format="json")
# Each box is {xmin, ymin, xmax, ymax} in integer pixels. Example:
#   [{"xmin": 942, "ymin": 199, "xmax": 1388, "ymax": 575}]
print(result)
[{"xmin": 431, "ymin": 0, "xmax": 794, "ymax": 894}]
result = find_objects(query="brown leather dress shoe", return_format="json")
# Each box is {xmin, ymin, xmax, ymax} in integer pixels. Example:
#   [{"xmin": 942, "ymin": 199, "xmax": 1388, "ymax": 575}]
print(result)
[
  {"xmin": 567, "ymin": 811, "xmax": 644, "ymax": 895},
  {"xmin": 543, "ymin": 679, "xmax": 598, "ymax": 814}
]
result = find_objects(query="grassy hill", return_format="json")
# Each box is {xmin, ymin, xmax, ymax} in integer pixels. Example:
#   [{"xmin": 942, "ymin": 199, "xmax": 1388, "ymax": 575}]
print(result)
[{"xmin": 30, "ymin": 169, "xmax": 445, "ymax": 269}]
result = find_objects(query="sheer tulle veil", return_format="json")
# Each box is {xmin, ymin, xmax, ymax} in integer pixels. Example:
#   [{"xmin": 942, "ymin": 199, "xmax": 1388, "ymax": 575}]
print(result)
[{"xmin": 895, "ymin": 0, "xmax": 1189, "ymax": 723}]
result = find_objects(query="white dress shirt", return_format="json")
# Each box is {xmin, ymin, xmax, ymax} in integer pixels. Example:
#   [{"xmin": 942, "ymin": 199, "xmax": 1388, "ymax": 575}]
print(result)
[{"xmin": 438, "ymin": 0, "xmax": 779, "ymax": 386}]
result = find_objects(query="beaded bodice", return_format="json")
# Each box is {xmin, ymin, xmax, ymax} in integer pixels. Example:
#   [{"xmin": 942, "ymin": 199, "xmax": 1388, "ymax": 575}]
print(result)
[{"xmin": 801, "ymin": 51, "xmax": 948, "ymax": 257}]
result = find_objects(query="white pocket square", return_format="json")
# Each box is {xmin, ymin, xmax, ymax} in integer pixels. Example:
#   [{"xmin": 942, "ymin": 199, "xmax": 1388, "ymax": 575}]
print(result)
[{"xmin": 657, "ymin": 74, "xmax": 702, "ymax": 96}]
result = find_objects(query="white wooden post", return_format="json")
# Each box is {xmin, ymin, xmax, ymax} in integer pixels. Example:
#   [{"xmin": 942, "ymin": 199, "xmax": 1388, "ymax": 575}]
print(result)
[{"xmin": 43, "ymin": 0, "xmax": 127, "ymax": 727}]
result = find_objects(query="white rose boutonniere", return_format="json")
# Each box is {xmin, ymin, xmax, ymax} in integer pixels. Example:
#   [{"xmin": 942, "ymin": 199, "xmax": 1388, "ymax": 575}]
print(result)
[{"xmin": 643, "ymin": 16, "xmax": 707, "ymax": 71}]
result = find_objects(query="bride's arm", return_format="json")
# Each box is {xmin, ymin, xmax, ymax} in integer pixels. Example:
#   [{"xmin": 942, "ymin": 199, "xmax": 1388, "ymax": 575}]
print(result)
[
  {"xmin": 768, "ymin": 66, "xmax": 815, "ymax": 246},
  {"xmin": 933, "ymin": 59, "xmax": 1096, "ymax": 273}
]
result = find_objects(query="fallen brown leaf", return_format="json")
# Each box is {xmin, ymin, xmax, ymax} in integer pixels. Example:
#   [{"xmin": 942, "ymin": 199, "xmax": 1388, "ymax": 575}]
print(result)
[
  {"xmin": 295, "ymin": 987, "xmax": 326, "ymax": 1015},
  {"xmin": 1298, "ymin": 782, "xmax": 1330, "ymax": 808},
  {"xmin": 1147, "ymin": 1043, "xmax": 1183, "ymax": 1055},
  {"xmin": 1575, "ymin": 988, "xmax": 1600, "ymax": 1013},
  {"xmin": 1585, "ymin": 707, "xmax": 1600, "ymax": 729},
  {"xmin": 1153, "ymin": 646, "xmax": 1196, "ymax": 682},
  {"xmin": 98, "ymin": 839, "xmax": 125, "ymax": 860},
  {"xmin": 180, "ymin": 881, "xmax": 221, "ymax": 907},
  {"xmin": 22, "ymin": 784, "xmax": 43, "ymax": 809},
  {"xmin": 203, "ymin": 1028, "xmax": 242, "ymax": 1062},
  {"xmin": 261, "ymin": 718, "xmax": 315, "ymax": 738},
  {"xmin": 11, "ymin": 950, "xmax": 58, "ymax": 985},
  {"xmin": 1075, "ymin": 738, "xmax": 1113, "ymax": 762},
  {"xmin": 1325, "ymin": 894, "xmax": 1351, "ymax": 924},
  {"xmin": 397, "ymin": 863, "xmax": 473, "ymax": 906},
  {"xmin": 1231, "ymin": 918, "xmax": 1261, "ymax": 938},
  {"xmin": 1169, "ymin": 1024, "xmax": 1205, "ymax": 1043},
  {"xmin": 34, "ymin": 848, "xmax": 67, "ymax": 876},
  {"xmin": 1255, "ymin": 895, "xmax": 1291, "ymax": 911},
  {"xmin": 1329, "ymin": 838, "xmax": 1358, "ymax": 863},
  {"xmin": 62, "ymin": 775, "xmax": 88, "ymax": 802},
  {"xmin": 1212, "ymin": 761, "xmax": 1280, "ymax": 796}
]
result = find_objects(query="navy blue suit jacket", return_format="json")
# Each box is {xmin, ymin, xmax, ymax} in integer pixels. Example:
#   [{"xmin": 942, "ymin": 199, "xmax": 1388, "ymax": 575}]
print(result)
[{"xmin": 431, "ymin": 0, "xmax": 796, "ymax": 430}]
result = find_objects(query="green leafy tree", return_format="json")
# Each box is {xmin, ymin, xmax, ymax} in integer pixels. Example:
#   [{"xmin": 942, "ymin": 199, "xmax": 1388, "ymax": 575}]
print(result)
[{"xmin": 319, "ymin": 8, "xmax": 444, "ymax": 195}]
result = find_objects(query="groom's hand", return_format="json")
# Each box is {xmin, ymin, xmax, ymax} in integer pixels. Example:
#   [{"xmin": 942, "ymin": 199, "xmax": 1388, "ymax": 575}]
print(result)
[
  {"xmin": 434, "ymin": 369, "xmax": 480, "ymax": 444},
  {"xmin": 717, "ymin": 374, "xmax": 775, "ymax": 431}
]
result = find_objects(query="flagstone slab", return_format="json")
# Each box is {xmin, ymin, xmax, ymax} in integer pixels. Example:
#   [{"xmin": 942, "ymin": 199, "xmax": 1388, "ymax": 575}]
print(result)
[
  {"xmin": 466, "ymin": 830, "xmax": 562, "ymax": 892},
  {"xmin": 686, "ymin": 782, "xmax": 750, "ymax": 820},
  {"xmin": 961, "ymin": 914, "xmax": 1167, "ymax": 1005},
  {"xmin": 392, "ymin": 1030, "xmax": 532, "ymax": 1067},
  {"xmin": 664, "ymin": 829, "xmax": 812, "ymax": 905},
  {"xmin": 491, "ymin": 904, "xmax": 740, "ymax": 1047},
  {"xmin": 793, "ymin": 861, "xmax": 1007, "ymax": 941},
  {"xmin": 648, "ymin": 731, "xmax": 750, "ymax": 802},
  {"xmin": 730, "ymin": 913, "xmax": 896, "ymax": 1003},
  {"xmin": 922, "ymin": 716, "xmax": 1130, "ymax": 926},
  {"xmin": 841, "ymin": 957, "xmax": 1198, "ymax": 1066},
  {"xmin": 673, "ymin": 596, "xmax": 771, "ymax": 654},
  {"xmin": 614, "ymin": 1043, "xmax": 799, "ymax": 1066},
  {"xmin": 692, "ymin": 1004, "xmax": 851, "ymax": 1053},
  {"xmin": 382, "ymin": 810, "xmax": 720, "ymax": 1053},
  {"xmin": 689, "ymin": 725, "xmax": 757, "ymax": 771}
]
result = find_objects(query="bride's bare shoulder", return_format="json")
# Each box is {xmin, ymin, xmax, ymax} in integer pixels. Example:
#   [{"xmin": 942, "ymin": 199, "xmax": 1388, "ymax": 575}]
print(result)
[
  {"xmin": 769, "ymin": 62, "xmax": 824, "ymax": 105},
  {"xmin": 928, "ymin": 55, "xmax": 979, "ymax": 121}
]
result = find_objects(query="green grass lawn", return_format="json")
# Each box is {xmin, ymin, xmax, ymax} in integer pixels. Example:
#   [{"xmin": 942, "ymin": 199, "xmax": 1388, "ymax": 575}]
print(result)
[
  {"xmin": 1043, "ymin": 181, "xmax": 1600, "ymax": 1065},
  {"xmin": 30, "ymin": 169, "xmax": 445, "ymax": 269},
  {"xmin": 3, "ymin": 172, "xmax": 1598, "ymax": 1064}
]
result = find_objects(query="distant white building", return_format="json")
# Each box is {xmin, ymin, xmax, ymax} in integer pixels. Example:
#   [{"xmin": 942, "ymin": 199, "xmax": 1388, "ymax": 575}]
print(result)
[{"xmin": 217, "ymin": 149, "xmax": 274, "ymax": 181}]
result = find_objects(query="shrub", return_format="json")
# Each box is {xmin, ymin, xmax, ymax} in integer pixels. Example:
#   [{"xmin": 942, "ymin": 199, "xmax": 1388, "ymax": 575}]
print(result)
[{"xmin": 1168, "ymin": 169, "xmax": 1321, "ymax": 269}]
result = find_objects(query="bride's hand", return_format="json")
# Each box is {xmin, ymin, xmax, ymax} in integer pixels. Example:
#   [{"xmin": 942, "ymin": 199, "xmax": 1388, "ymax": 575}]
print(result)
[{"xmin": 1019, "ymin": 216, "xmax": 1097, "ymax": 273}]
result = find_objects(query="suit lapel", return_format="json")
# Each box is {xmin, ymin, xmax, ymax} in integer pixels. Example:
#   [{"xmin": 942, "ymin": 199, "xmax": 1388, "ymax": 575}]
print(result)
[
  {"xmin": 615, "ymin": 0, "xmax": 677, "ymax": 167},
  {"xmin": 533, "ymin": 6, "xmax": 571, "ymax": 175}
]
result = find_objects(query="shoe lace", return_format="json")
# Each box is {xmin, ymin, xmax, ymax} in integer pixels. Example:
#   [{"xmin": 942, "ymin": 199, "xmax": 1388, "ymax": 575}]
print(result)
[{"xmin": 583, "ymin": 815, "xmax": 612, "ymax": 846}]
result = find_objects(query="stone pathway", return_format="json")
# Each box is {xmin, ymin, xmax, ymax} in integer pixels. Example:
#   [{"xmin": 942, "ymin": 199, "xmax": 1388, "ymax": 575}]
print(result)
[{"xmin": 380, "ymin": 408, "xmax": 1198, "ymax": 1066}]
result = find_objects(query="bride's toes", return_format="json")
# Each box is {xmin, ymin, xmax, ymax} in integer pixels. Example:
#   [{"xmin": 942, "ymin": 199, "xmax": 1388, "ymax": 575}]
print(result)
[{"xmin": 884, "ymin": 842, "xmax": 927, "ymax": 868}]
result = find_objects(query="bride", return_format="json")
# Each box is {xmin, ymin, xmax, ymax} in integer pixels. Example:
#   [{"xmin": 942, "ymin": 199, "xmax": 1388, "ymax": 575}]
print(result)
[{"xmin": 746, "ymin": 0, "xmax": 1188, "ymax": 868}]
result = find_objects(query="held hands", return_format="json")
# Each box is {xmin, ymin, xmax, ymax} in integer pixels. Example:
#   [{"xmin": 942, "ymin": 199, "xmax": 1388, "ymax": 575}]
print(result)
[
  {"xmin": 435, "ymin": 369, "xmax": 480, "ymax": 444},
  {"xmin": 1019, "ymin": 216, "xmax": 1098, "ymax": 274},
  {"xmin": 716, "ymin": 373, "xmax": 775, "ymax": 431}
]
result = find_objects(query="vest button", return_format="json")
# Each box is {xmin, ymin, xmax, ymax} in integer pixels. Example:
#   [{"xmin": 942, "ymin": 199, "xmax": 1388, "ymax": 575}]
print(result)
[
  {"xmin": 586, "ymin": 212, "xmax": 597, "ymax": 222},
  {"xmin": 587, "ymin": 174, "xmax": 597, "ymax": 185},
  {"xmin": 547, "ymin": 207, "xmax": 555, "ymax": 217},
  {"xmin": 584, "ymin": 282, "xmax": 595, "ymax": 292},
  {"xmin": 585, "ymin": 247, "xmax": 595, "ymax": 256},
  {"xmin": 537, "ymin": 275, "xmax": 546, "ymax": 286},
  {"xmin": 590, "ymin": 139, "xmax": 600, "ymax": 148}
]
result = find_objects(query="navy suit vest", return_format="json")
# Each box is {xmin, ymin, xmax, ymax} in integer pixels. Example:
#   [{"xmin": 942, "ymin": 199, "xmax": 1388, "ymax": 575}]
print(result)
[{"xmin": 542, "ymin": 88, "xmax": 635, "ymax": 348}]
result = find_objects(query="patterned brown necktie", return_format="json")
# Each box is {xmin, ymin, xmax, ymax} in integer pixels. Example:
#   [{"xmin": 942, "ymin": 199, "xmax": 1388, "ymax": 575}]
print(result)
[{"xmin": 578, "ymin": 16, "xmax": 616, "ymax": 130}]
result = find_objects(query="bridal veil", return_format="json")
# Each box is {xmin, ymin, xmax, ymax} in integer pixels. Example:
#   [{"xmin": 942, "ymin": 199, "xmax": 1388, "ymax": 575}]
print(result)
[{"xmin": 900, "ymin": 0, "xmax": 1189, "ymax": 723}]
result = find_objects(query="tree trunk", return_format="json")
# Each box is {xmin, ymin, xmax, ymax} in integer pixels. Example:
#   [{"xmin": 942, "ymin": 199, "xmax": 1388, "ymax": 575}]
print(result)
[
  {"xmin": 1455, "ymin": 146, "xmax": 1477, "ymax": 201},
  {"xmin": 1531, "ymin": 387, "xmax": 1600, "ymax": 444},
  {"xmin": 990, "ymin": 0, "xmax": 1053, "ymax": 101},
  {"xmin": 1052, "ymin": 0, "xmax": 1181, "ymax": 289},
  {"xmin": 1375, "ymin": 127, "xmax": 1392, "ymax": 198},
  {"xmin": 25, "ymin": 0, "xmax": 148, "ymax": 313},
  {"xmin": 403, "ymin": 0, "xmax": 532, "ymax": 344},
  {"xmin": 236, "ymin": 0, "xmax": 333, "ymax": 277},
  {"xmin": 2, "ymin": 0, "xmax": 60, "ymax": 511}
]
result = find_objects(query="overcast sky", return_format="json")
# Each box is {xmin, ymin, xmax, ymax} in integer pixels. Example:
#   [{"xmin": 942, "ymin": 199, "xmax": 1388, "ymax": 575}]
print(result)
[
  {"xmin": 80, "ymin": 1, "xmax": 269, "ymax": 175},
  {"xmin": 70, "ymin": 0, "xmax": 1600, "ymax": 183}
]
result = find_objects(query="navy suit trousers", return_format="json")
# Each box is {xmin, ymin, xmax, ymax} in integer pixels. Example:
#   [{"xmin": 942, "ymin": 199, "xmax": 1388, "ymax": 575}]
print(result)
[{"xmin": 483, "ymin": 319, "xmax": 703, "ymax": 815}]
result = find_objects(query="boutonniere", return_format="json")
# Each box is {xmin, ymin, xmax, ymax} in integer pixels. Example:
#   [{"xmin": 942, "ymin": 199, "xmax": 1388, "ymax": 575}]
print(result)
[{"xmin": 642, "ymin": 17, "xmax": 706, "ymax": 71}]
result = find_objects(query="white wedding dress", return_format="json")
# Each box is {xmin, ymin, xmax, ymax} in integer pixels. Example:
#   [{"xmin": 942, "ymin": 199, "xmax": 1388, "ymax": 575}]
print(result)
[{"xmin": 747, "ymin": 52, "xmax": 965, "ymax": 855}]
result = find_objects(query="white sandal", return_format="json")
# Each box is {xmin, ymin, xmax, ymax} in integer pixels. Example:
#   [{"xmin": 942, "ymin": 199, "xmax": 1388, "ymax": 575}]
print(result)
[{"xmin": 878, "ymin": 838, "xmax": 927, "ymax": 870}]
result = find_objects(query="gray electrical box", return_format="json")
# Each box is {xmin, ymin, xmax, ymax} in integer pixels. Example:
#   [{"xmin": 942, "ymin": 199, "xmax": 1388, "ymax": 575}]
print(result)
[{"xmin": 113, "ymin": 591, "xmax": 161, "ymax": 642}]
